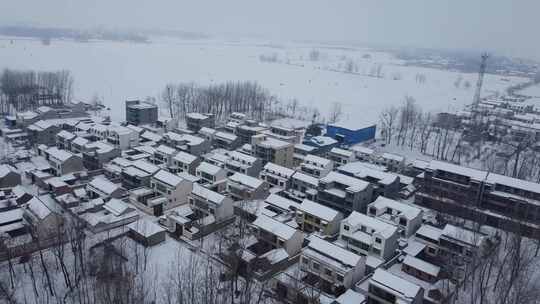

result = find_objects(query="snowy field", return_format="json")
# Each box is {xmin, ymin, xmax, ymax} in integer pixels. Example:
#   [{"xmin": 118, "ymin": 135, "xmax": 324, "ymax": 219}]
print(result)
[
  {"xmin": 518, "ymin": 83, "xmax": 540, "ymax": 97},
  {"xmin": 0, "ymin": 36, "xmax": 527, "ymax": 126}
]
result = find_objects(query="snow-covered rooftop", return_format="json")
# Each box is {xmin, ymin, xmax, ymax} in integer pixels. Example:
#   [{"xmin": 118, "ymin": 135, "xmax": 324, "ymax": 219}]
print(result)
[
  {"xmin": 132, "ymin": 160, "xmax": 160, "ymax": 174},
  {"xmin": 153, "ymin": 170, "xmax": 185, "ymax": 187},
  {"xmin": 197, "ymin": 161, "xmax": 223, "ymax": 175},
  {"xmin": 89, "ymin": 177, "xmax": 120, "ymax": 195},
  {"xmin": 265, "ymin": 193, "xmax": 301, "ymax": 211},
  {"xmin": 403, "ymin": 255, "xmax": 440, "ymax": 277},
  {"xmin": 329, "ymin": 147, "xmax": 354, "ymax": 158},
  {"xmin": 306, "ymin": 235, "xmax": 362, "ymax": 268},
  {"xmin": 371, "ymin": 269, "xmax": 421, "ymax": 299},
  {"xmin": 339, "ymin": 162, "xmax": 398, "ymax": 185},
  {"xmin": 304, "ymin": 154, "xmax": 332, "ymax": 167},
  {"xmin": 186, "ymin": 112, "xmax": 209, "ymax": 120},
  {"xmin": 298, "ymin": 199, "xmax": 340, "ymax": 221},
  {"xmin": 156, "ymin": 144, "xmax": 177, "ymax": 155},
  {"xmin": 343, "ymin": 211, "xmax": 397, "ymax": 238},
  {"xmin": 127, "ymin": 218, "xmax": 166, "ymax": 238},
  {"xmin": 292, "ymin": 171, "xmax": 319, "ymax": 186},
  {"xmin": 0, "ymin": 164, "xmax": 18, "ymax": 178},
  {"xmin": 228, "ymin": 172, "xmax": 263, "ymax": 189},
  {"xmin": 428, "ymin": 160, "xmax": 487, "ymax": 181},
  {"xmin": 173, "ymin": 151, "xmax": 198, "ymax": 164},
  {"xmin": 369, "ymin": 196, "xmax": 422, "ymax": 220},
  {"xmin": 26, "ymin": 197, "xmax": 52, "ymax": 219},
  {"xmin": 320, "ymin": 171, "xmax": 369, "ymax": 192},
  {"xmin": 215, "ymin": 131, "xmax": 237, "ymax": 141},
  {"xmin": 46, "ymin": 147, "xmax": 75, "ymax": 162},
  {"xmin": 191, "ymin": 184, "xmax": 227, "ymax": 205},
  {"xmin": 263, "ymin": 162, "xmax": 295, "ymax": 177},
  {"xmin": 252, "ymin": 215, "xmax": 297, "ymax": 240},
  {"xmin": 258, "ymin": 137, "xmax": 291, "ymax": 149},
  {"xmin": 415, "ymin": 224, "xmax": 444, "ymax": 242}
]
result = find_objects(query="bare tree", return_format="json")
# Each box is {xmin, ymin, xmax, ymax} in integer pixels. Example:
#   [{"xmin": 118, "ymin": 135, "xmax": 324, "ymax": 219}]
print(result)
[{"xmin": 327, "ymin": 102, "xmax": 343, "ymax": 124}]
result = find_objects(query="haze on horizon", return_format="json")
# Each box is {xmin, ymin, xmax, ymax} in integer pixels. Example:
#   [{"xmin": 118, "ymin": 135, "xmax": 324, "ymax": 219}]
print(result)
[{"xmin": 1, "ymin": 0, "xmax": 539, "ymax": 60}]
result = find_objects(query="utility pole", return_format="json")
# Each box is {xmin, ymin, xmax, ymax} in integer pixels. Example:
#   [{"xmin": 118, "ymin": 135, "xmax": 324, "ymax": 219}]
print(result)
[{"xmin": 472, "ymin": 53, "xmax": 489, "ymax": 121}]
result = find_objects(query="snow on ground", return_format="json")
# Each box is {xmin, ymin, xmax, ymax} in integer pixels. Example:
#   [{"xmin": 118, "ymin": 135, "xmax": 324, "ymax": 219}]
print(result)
[
  {"xmin": 518, "ymin": 82, "xmax": 540, "ymax": 97},
  {"xmin": 0, "ymin": 36, "xmax": 527, "ymax": 127}
]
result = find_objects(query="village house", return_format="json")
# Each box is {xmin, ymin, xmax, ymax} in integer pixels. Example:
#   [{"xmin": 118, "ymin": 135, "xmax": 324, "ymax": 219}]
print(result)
[
  {"xmin": 236, "ymin": 120, "xmax": 268, "ymax": 144},
  {"xmin": 162, "ymin": 132, "xmax": 210, "ymax": 156},
  {"xmin": 82, "ymin": 141, "xmax": 120, "ymax": 170},
  {"xmin": 259, "ymin": 162, "xmax": 296, "ymax": 189},
  {"xmin": 27, "ymin": 120, "xmax": 60, "ymax": 146},
  {"xmin": 171, "ymin": 151, "xmax": 200, "ymax": 174},
  {"xmin": 338, "ymin": 161, "xmax": 400, "ymax": 199},
  {"xmin": 300, "ymin": 235, "xmax": 365, "ymax": 295},
  {"xmin": 367, "ymin": 197, "xmax": 423, "ymax": 238},
  {"xmin": 0, "ymin": 164, "xmax": 21, "ymax": 189},
  {"xmin": 251, "ymin": 215, "xmax": 304, "ymax": 257},
  {"xmin": 40, "ymin": 146, "xmax": 84, "ymax": 176},
  {"xmin": 317, "ymin": 171, "xmax": 373, "ymax": 215},
  {"xmin": 351, "ymin": 146, "xmax": 375, "ymax": 162},
  {"xmin": 300, "ymin": 154, "xmax": 333, "ymax": 178},
  {"xmin": 225, "ymin": 150, "xmax": 262, "ymax": 177},
  {"xmin": 121, "ymin": 160, "xmax": 160, "ymax": 189},
  {"xmin": 295, "ymin": 199, "xmax": 343, "ymax": 236},
  {"xmin": 289, "ymin": 171, "xmax": 319, "ymax": 201},
  {"xmin": 365, "ymin": 269, "xmax": 424, "ymax": 304},
  {"xmin": 87, "ymin": 177, "xmax": 126, "ymax": 199},
  {"xmin": 252, "ymin": 134, "xmax": 294, "ymax": 168},
  {"xmin": 214, "ymin": 131, "xmax": 241, "ymax": 149},
  {"xmin": 151, "ymin": 169, "xmax": 193, "ymax": 211},
  {"xmin": 189, "ymin": 183, "xmax": 234, "ymax": 223},
  {"xmin": 125, "ymin": 99, "xmax": 158, "ymax": 126},
  {"xmin": 339, "ymin": 211, "xmax": 399, "ymax": 261},
  {"xmin": 56, "ymin": 130, "xmax": 77, "ymax": 150},
  {"xmin": 227, "ymin": 172, "xmax": 267, "ymax": 201},
  {"xmin": 327, "ymin": 147, "xmax": 356, "ymax": 169},
  {"xmin": 153, "ymin": 144, "xmax": 178, "ymax": 167},
  {"xmin": 23, "ymin": 196, "xmax": 64, "ymax": 240},
  {"xmin": 196, "ymin": 161, "xmax": 228, "ymax": 192},
  {"xmin": 374, "ymin": 152, "xmax": 405, "ymax": 172},
  {"xmin": 292, "ymin": 143, "xmax": 316, "ymax": 167},
  {"xmin": 186, "ymin": 112, "xmax": 215, "ymax": 132}
]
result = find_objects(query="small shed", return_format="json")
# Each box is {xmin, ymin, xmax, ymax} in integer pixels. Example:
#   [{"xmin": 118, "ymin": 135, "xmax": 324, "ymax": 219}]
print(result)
[{"xmin": 128, "ymin": 218, "xmax": 166, "ymax": 246}]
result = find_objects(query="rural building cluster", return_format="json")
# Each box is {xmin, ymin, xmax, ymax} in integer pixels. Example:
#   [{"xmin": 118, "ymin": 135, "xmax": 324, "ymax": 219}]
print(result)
[{"xmin": 0, "ymin": 98, "xmax": 538, "ymax": 304}]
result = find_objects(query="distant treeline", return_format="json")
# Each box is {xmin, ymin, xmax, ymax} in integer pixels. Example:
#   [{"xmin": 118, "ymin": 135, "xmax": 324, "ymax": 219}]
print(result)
[
  {"xmin": 161, "ymin": 81, "xmax": 281, "ymax": 122},
  {"xmin": 0, "ymin": 69, "xmax": 73, "ymax": 113},
  {"xmin": 0, "ymin": 26, "xmax": 149, "ymax": 43},
  {"xmin": 395, "ymin": 48, "xmax": 539, "ymax": 77}
]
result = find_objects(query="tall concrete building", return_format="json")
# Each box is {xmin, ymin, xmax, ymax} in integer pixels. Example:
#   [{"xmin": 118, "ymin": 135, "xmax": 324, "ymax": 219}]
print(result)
[{"xmin": 125, "ymin": 100, "xmax": 158, "ymax": 126}]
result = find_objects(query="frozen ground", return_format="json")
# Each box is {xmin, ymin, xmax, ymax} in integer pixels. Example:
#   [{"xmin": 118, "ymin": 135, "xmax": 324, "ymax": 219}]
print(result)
[
  {"xmin": 0, "ymin": 36, "xmax": 527, "ymax": 126},
  {"xmin": 518, "ymin": 82, "xmax": 540, "ymax": 97}
]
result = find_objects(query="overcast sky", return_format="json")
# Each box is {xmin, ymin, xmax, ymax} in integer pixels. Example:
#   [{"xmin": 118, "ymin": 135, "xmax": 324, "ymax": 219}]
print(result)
[{"xmin": 2, "ymin": 0, "xmax": 539, "ymax": 59}]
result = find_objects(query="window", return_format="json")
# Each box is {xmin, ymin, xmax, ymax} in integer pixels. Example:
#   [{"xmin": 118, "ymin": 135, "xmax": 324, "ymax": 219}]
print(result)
[
  {"xmin": 375, "ymin": 237, "xmax": 382, "ymax": 244},
  {"xmin": 324, "ymin": 268, "xmax": 332, "ymax": 277},
  {"xmin": 312, "ymin": 262, "xmax": 320, "ymax": 271},
  {"xmin": 337, "ymin": 274, "xmax": 344, "ymax": 283},
  {"xmin": 343, "ymin": 225, "xmax": 350, "ymax": 231},
  {"xmin": 302, "ymin": 257, "xmax": 309, "ymax": 265}
]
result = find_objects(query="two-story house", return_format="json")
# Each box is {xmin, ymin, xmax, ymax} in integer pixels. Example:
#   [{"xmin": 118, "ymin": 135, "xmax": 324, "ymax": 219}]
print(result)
[
  {"xmin": 367, "ymin": 197, "xmax": 423, "ymax": 237},
  {"xmin": 295, "ymin": 199, "xmax": 343, "ymax": 236},
  {"xmin": 259, "ymin": 162, "xmax": 296, "ymax": 189},
  {"xmin": 151, "ymin": 170, "xmax": 193, "ymax": 212},
  {"xmin": 340, "ymin": 211, "xmax": 399, "ymax": 261},
  {"xmin": 300, "ymin": 154, "xmax": 333, "ymax": 178},
  {"xmin": 300, "ymin": 235, "xmax": 365, "ymax": 294},
  {"xmin": 318, "ymin": 171, "xmax": 373, "ymax": 215},
  {"xmin": 227, "ymin": 172, "xmax": 267, "ymax": 201}
]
